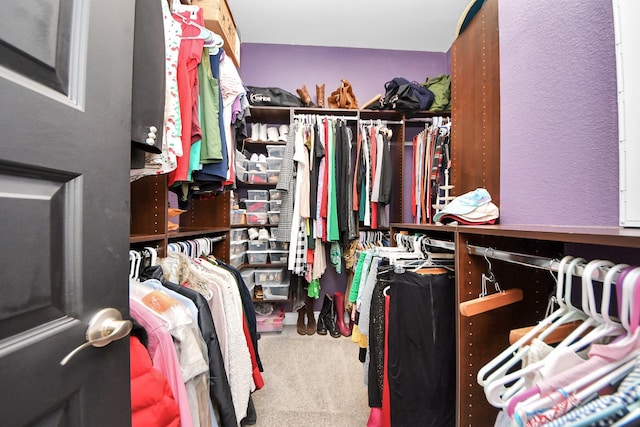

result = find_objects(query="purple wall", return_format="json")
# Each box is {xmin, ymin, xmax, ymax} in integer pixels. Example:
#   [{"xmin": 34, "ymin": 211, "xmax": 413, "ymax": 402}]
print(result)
[
  {"xmin": 239, "ymin": 43, "xmax": 448, "ymax": 107},
  {"xmin": 239, "ymin": 43, "xmax": 449, "ymax": 306},
  {"xmin": 499, "ymin": 1, "xmax": 618, "ymax": 226}
]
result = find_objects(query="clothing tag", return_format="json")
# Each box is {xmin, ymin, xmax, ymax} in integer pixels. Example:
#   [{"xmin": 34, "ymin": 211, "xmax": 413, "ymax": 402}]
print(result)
[{"xmin": 141, "ymin": 290, "xmax": 178, "ymax": 313}]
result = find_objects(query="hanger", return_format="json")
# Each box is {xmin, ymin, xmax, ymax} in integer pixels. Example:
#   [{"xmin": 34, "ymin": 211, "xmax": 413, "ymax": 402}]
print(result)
[
  {"xmin": 503, "ymin": 262, "xmax": 638, "ymax": 415},
  {"xmin": 484, "ymin": 258, "xmax": 604, "ymax": 408},
  {"xmin": 563, "ymin": 260, "xmax": 624, "ymax": 352},
  {"xmin": 508, "ymin": 259, "xmax": 585, "ymax": 345},
  {"xmin": 512, "ymin": 268, "xmax": 640, "ymax": 422},
  {"xmin": 477, "ymin": 256, "xmax": 580, "ymax": 389},
  {"xmin": 172, "ymin": 5, "xmax": 223, "ymax": 50},
  {"xmin": 143, "ymin": 246, "xmax": 158, "ymax": 267},
  {"xmin": 459, "ymin": 248, "xmax": 523, "ymax": 317}
]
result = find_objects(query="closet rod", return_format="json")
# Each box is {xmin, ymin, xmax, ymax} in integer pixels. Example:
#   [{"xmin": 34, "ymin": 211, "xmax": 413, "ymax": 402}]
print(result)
[
  {"xmin": 466, "ymin": 243, "xmax": 615, "ymax": 282},
  {"xmin": 294, "ymin": 114, "xmax": 358, "ymax": 121},
  {"xmin": 360, "ymin": 120, "xmax": 404, "ymax": 125},
  {"xmin": 425, "ymin": 238, "xmax": 455, "ymax": 252}
]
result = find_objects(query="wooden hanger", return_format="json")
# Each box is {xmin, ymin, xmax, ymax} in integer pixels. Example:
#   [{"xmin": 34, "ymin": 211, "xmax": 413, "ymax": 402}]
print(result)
[
  {"xmin": 459, "ymin": 248, "xmax": 523, "ymax": 317},
  {"xmin": 460, "ymin": 288, "xmax": 523, "ymax": 317},
  {"xmin": 509, "ymin": 320, "xmax": 587, "ymax": 346}
]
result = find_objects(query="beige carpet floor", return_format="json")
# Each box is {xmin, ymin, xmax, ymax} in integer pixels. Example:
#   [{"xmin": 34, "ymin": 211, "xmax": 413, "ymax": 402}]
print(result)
[{"xmin": 251, "ymin": 325, "xmax": 371, "ymax": 427}]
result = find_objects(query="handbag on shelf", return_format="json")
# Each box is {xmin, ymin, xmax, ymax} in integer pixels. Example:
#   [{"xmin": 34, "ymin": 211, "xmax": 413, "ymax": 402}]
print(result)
[
  {"xmin": 375, "ymin": 77, "xmax": 435, "ymax": 112},
  {"xmin": 327, "ymin": 79, "xmax": 359, "ymax": 109}
]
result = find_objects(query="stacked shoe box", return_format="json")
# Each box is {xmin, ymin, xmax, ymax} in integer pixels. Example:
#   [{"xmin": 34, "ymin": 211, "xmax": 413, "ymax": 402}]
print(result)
[
  {"xmin": 255, "ymin": 306, "xmax": 285, "ymax": 333},
  {"xmin": 229, "ymin": 227, "xmax": 248, "ymax": 268}
]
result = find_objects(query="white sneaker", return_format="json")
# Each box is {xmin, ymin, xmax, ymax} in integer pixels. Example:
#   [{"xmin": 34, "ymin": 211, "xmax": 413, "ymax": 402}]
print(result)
[
  {"xmin": 278, "ymin": 125, "xmax": 289, "ymax": 142},
  {"xmin": 259, "ymin": 123, "xmax": 268, "ymax": 141},
  {"xmin": 267, "ymin": 127, "xmax": 280, "ymax": 142},
  {"xmin": 250, "ymin": 153, "xmax": 259, "ymax": 162},
  {"xmin": 248, "ymin": 227, "xmax": 259, "ymax": 240},
  {"xmin": 257, "ymin": 153, "xmax": 267, "ymax": 163},
  {"xmin": 258, "ymin": 228, "xmax": 270, "ymax": 240}
]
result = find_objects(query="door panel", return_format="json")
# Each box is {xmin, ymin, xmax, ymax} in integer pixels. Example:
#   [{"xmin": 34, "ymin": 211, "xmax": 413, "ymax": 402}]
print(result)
[{"xmin": 0, "ymin": 0, "xmax": 134, "ymax": 425}]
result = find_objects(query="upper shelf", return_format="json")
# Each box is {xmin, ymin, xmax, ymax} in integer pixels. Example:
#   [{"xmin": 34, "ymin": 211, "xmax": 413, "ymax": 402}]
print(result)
[
  {"xmin": 246, "ymin": 105, "xmax": 451, "ymax": 124},
  {"xmin": 390, "ymin": 223, "xmax": 640, "ymax": 248}
]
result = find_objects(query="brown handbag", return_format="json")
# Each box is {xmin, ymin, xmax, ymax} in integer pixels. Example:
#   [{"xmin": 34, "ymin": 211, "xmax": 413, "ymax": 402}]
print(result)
[{"xmin": 327, "ymin": 79, "xmax": 359, "ymax": 109}]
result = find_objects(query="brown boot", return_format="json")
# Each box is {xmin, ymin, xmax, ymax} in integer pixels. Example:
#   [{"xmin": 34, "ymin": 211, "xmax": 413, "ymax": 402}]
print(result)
[
  {"xmin": 296, "ymin": 85, "xmax": 312, "ymax": 107},
  {"xmin": 316, "ymin": 84, "xmax": 325, "ymax": 108},
  {"xmin": 305, "ymin": 294, "xmax": 316, "ymax": 335},
  {"xmin": 296, "ymin": 307, "xmax": 306, "ymax": 335}
]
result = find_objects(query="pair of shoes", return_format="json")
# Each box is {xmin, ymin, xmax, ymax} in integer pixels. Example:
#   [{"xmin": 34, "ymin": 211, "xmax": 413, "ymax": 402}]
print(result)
[
  {"xmin": 251, "ymin": 123, "xmax": 289, "ymax": 142},
  {"xmin": 247, "ymin": 227, "xmax": 269, "ymax": 240},
  {"xmin": 250, "ymin": 123, "xmax": 267, "ymax": 141},
  {"xmin": 316, "ymin": 294, "xmax": 340, "ymax": 338},
  {"xmin": 296, "ymin": 294, "xmax": 318, "ymax": 335}
]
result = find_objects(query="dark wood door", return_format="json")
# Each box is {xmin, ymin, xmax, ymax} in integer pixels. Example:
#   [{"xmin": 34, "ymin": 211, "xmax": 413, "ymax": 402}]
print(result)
[{"xmin": 0, "ymin": 1, "xmax": 135, "ymax": 425}]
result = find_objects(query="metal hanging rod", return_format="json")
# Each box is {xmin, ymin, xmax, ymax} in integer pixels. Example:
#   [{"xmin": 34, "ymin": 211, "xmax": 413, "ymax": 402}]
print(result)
[
  {"xmin": 466, "ymin": 243, "xmax": 621, "ymax": 283},
  {"xmin": 293, "ymin": 114, "xmax": 358, "ymax": 121},
  {"xmin": 425, "ymin": 238, "xmax": 456, "ymax": 252},
  {"xmin": 360, "ymin": 119, "xmax": 404, "ymax": 125}
]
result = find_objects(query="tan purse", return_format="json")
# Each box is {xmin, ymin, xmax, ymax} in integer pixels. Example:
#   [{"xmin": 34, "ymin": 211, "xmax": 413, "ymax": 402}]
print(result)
[{"xmin": 328, "ymin": 79, "xmax": 359, "ymax": 109}]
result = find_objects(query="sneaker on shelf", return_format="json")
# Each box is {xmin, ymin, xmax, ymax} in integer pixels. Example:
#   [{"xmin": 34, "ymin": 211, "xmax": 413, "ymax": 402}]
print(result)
[
  {"xmin": 248, "ymin": 227, "xmax": 259, "ymax": 240},
  {"xmin": 278, "ymin": 125, "xmax": 289, "ymax": 142},
  {"xmin": 257, "ymin": 153, "xmax": 267, "ymax": 163},
  {"xmin": 258, "ymin": 228, "xmax": 270, "ymax": 240},
  {"xmin": 249, "ymin": 152, "xmax": 259, "ymax": 162},
  {"xmin": 267, "ymin": 127, "xmax": 280, "ymax": 142},
  {"xmin": 259, "ymin": 123, "xmax": 268, "ymax": 141},
  {"xmin": 251, "ymin": 123, "xmax": 260, "ymax": 141}
]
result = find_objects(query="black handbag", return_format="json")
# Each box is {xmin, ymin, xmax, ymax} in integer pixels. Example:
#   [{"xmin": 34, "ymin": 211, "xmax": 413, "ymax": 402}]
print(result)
[
  {"xmin": 246, "ymin": 86, "xmax": 304, "ymax": 107},
  {"xmin": 372, "ymin": 78, "xmax": 435, "ymax": 112}
]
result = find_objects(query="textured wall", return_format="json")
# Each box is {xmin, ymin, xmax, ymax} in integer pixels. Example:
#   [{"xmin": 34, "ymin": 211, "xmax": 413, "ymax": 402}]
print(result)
[
  {"xmin": 499, "ymin": 1, "xmax": 618, "ymax": 226},
  {"xmin": 238, "ymin": 43, "xmax": 448, "ymax": 107}
]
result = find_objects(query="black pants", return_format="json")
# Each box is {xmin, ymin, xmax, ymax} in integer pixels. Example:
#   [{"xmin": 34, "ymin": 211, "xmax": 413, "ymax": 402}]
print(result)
[{"xmin": 388, "ymin": 270, "xmax": 456, "ymax": 427}]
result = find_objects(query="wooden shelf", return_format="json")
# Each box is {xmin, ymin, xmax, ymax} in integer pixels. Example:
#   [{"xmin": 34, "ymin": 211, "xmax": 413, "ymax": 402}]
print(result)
[
  {"xmin": 452, "ymin": 224, "xmax": 640, "ymax": 248},
  {"xmin": 130, "ymin": 234, "xmax": 165, "ymax": 244},
  {"xmin": 241, "ymin": 138, "xmax": 286, "ymax": 145},
  {"xmin": 168, "ymin": 227, "xmax": 228, "ymax": 239},
  {"xmin": 239, "ymin": 263, "xmax": 286, "ymax": 269}
]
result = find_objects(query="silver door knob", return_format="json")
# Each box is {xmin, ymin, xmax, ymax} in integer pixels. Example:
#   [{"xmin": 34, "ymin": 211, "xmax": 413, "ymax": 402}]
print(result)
[{"xmin": 60, "ymin": 308, "xmax": 132, "ymax": 366}]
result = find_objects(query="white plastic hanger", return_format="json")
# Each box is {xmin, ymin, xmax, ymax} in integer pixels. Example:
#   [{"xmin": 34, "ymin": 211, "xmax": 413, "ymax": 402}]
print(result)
[
  {"xmin": 482, "ymin": 257, "xmax": 592, "ymax": 405},
  {"xmin": 143, "ymin": 246, "xmax": 158, "ymax": 267},
  {"xmin": 477, "ymin": 256, "xmax": 578, "ymax": 388},
  {"xmin": 566, "ymin": 261, "xmax": 625, "ymax": 351},
  {"xmin": 485, "ymin": 259, "xmax": 609, "ymax": 408},
  {"xmin": 513, "ymin": 267, "xmax": 640, "ymax": 421}
]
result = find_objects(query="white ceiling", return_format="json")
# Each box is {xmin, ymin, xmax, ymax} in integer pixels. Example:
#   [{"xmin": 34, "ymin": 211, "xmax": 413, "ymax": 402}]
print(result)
[{"xmin": 226, "ymin": 0, "xmax": 473, "ymax": 53}]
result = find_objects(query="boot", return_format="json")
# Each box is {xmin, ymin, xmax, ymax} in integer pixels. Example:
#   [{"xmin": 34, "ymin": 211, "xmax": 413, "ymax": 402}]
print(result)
[
  {"xmin": 334, "ymin": 292, "xmax": 351, "ymax": 337},
  {"xmin": 316, "ymin": 294, "xmax": 331, "ymax": 335},
  {"xmin": 305, "ymin": 294, "xmax": 316, "ymax": 335},
  {"xmin": 296, "ymin": 85, "xmax": 312, "ymax": 107},
  {"xmin": 296, "ymin": 307, "xmax": 306, "ymax": 336},
  {"xmin": 326, "ymin": 295, "xmax": 341, "ymax": 338},
  {"xmin": 316, "ymin": 84, "xmax": 325, "ymax": 108},
  {"xmin": 317, "ymin": 294, "xmax": 340, "ymax": 337}
]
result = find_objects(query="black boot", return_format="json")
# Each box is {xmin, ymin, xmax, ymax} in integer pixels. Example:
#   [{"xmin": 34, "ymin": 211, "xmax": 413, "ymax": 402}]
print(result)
[
  {"xmin": 319, "ymin": 294, "xmax": 341, "ymax": 338},
  {"xmin": 316, "ymin": 295, "xmax": 331, "ymax": 335}
]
